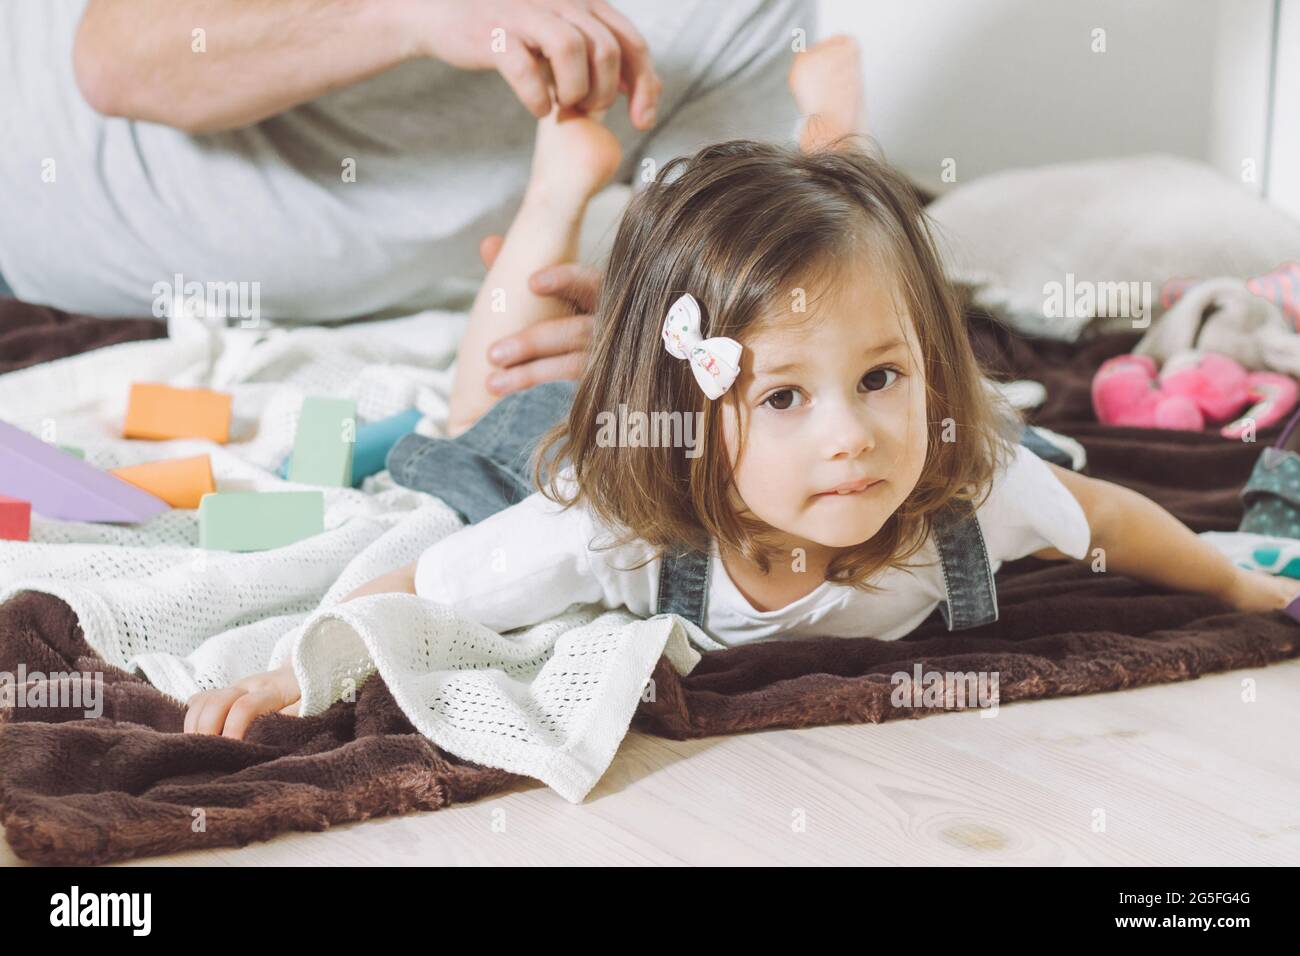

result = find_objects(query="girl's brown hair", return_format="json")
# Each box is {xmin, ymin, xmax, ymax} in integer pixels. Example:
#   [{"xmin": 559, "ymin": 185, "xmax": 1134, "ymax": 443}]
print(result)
[{"xmin": 532, "ymin": 136, "xmax": 1022, "ymax": 588}]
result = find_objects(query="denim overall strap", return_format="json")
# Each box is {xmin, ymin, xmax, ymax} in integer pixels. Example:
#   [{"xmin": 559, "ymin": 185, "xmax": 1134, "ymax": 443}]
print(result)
[
  {"xmin": 655, "ymin": 497, "xmax": 998, "ymax": 635},
  {"xmin": 930, "ymin": 495, "xmax": 999, "ymax": 630},
  {"xmin": 655, "ymin": 548, "xmax": 712, "ymax": 629}
]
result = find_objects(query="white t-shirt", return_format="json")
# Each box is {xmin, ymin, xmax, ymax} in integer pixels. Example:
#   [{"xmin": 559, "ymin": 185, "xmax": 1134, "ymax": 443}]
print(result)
[{"xmin": 414, "ymin": 443, "xmax": 1092, "ymax": 647}]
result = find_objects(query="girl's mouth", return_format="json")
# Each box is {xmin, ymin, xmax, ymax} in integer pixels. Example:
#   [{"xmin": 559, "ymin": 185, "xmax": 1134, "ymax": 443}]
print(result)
[{"xmin": 815, "ymin": 478, "xmax": 882, "ymax": 497}]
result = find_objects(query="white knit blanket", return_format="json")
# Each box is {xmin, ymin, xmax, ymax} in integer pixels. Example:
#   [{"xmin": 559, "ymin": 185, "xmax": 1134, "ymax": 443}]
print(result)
[{"xmin": 0, "ymin": 310, "xmax": 703, "ymax": 803}]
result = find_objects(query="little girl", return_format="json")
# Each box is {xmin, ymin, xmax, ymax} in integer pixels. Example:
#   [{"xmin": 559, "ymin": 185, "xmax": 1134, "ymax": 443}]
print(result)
[{"xmin": 185, "ymin": 133, "xmax": 1300, "ymax": 740}]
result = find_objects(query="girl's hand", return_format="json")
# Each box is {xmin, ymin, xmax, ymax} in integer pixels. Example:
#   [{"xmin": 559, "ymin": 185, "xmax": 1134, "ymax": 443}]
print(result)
[
  {"xmin": 1222, "ymin": 567, "xmax": 1300, "ymax": 614},
  {"xmin": 184, "ymin": 663, "xmax": 301, "ymax": 740}
]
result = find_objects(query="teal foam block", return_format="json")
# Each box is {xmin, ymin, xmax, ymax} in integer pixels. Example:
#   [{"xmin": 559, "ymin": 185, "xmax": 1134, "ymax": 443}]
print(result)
[
  {"xmin": 198, "ymin": 491, "xmax": 324, "ymax": 551},
  {"xmin": 279, "ymin": 407, "xmax": 421, "ymax": 487},
  {"xmin": 288, "ymin": 398, "xmax": 357, "ymax": 487}
]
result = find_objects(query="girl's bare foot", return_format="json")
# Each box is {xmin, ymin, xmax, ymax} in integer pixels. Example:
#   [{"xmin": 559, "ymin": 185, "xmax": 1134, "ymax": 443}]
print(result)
[
  {"xmin": 789, "ymin": 35, "xmax": 867, "ymax": 153},
  {"xmin": 447, "ymin": 105, "xmax": 622, "ymax": 436},
  {"xmin": 531, "ymin": 104, "xmax": 623, "ymax": 205}
]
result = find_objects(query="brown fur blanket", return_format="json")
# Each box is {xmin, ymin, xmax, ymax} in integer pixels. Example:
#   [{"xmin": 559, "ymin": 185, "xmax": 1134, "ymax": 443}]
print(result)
[
  {"xmin": 0, "ymin": 298, "xmax": 166, "ymax": 375},
  {"xmin": 1, "ymin": 298, "xmax": 1297, "ymax": 865}
]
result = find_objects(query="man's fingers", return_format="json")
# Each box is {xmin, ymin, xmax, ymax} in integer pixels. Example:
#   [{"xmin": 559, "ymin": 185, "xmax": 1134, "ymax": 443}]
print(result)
[
  {"xmin": 523, "ymin": 13, "xmax": 590, "ymax": 108},
  {"xmin": 529, "ymin": 261, "xmax": 601, "ymax": 311},
  {"xmin": 591, "ymin": 0, "xmax": 660, "ymax": 128},
  {"xmin": 487, "ymin": 351, "xmax": 588, "ymax": 396},
  {"xmin": 488, "ymin": 313, "xmax": 594, "ymax": 367},
  {"xmin": 495, "ymin": 42, "xmax": 553, "ymax": 118},
  {"xmin": 563, "ymin": 9, "xmax": 621, "ymax": 113},
  {"xmin": 479, "ymin": 234, "xmax": 504, "ymax": 269},
  {"xmin": 467, "ymin": 1, "xmax": 656, "ymax": 124}
]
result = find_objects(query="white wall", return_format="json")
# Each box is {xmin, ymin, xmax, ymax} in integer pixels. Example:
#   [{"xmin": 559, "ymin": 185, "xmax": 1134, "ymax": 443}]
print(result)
[
  {"xmin": 816, "ymin": 0, "xmax": 1273, "ymax": 198},
  {"xmin": 1207, "ymin": 0, "xmax": 1273, "ymax": 197},
  {"xmin": 1268, "ymin": 0, "xmax": 1300, "ymax": 218}
]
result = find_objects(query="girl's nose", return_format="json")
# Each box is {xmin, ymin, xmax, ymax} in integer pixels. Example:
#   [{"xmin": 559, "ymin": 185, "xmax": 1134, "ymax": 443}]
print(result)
[{"xmin": 821, "ymin": 397, "xmax": 876, "ymax": 460}]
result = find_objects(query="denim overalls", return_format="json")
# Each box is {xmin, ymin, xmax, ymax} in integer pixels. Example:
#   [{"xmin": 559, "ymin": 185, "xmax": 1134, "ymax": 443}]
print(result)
[{"xmin": 388, "ymin": 381, "xmax": 1066, "ymax": 637}]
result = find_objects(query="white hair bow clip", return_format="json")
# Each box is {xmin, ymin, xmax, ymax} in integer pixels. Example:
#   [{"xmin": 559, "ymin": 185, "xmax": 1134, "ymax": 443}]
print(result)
[{"xmin": 660, "ymin": 293, "xmax": 743, "ymax": 400}]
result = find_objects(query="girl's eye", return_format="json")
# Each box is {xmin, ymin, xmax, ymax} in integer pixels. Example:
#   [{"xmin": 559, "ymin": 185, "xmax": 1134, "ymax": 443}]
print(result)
[
  {"xmin": 862, "ymin": 367, "xmax": 900, "ymax": 392},
  {"xmin": 762, "ymin": 388, "xmax": 803, "ymax": 411},
  {"xmin": 760, "ymin": 367, "xmax": 902, "ymax": 411}
]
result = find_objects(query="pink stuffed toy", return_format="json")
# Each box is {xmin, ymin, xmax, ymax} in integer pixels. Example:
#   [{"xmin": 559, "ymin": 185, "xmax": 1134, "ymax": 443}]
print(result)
[
  {"xmin": 1092, "ymin": 350, "xmax": 1299, "ymax": 437},
  {"xmin": 1221, "ymin": 372, "xmax": 1299, "ymax": 439},
  {"xmin": 1092, "ymin": 354, "xmax": 1203, "ymax": 429},
  {"xmin": 1159, "ymin": 351, "xmax": 1250, "ymax": 422}
]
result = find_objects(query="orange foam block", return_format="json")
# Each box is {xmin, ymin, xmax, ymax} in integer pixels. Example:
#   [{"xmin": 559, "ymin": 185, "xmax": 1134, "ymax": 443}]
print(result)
[
  {"xmin": 110, "ymin": 455, "xmax": 215, "ymax": 509},
  {"xmin": 123, "ymin": 383, "xmax": 232, "ymax": 443}
]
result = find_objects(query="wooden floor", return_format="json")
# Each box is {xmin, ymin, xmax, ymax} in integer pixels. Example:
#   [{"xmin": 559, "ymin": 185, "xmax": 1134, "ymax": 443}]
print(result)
[{"xmin": 4, "ymin": 659, "xmax": 1299, "ymax": 866}]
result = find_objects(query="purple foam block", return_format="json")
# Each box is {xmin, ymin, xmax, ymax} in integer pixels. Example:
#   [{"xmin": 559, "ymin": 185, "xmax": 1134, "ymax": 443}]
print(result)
[
  {"xmin": 1285, "ymin": 593, "xmax": 1300, "ymax": 626},
  {"xmin": 0, "ymin": 420, "xmax": 169, "ymax": 523}
]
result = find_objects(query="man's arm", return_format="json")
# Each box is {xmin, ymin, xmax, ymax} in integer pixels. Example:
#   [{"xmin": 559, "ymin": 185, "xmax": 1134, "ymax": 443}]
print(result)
[
  {"xmin": 74, "ymin": 0, "xmax": 660, "ymax": 135},
  {"xmin": 74, "ymin": 0, "xmax": 422, "ymax": 134}
]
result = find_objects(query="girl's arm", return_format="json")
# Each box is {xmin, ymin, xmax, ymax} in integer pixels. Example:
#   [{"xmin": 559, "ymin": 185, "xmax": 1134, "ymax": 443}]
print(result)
[
  {"xmin": 339, "ymin": 560, "xmax": 417, "ymax": 602},
  {"xmin": 1033, "ymin": 463, "xmax": 1300, "ymax": 613},
  {"xmin": 411, "ymin": 491, "xmax": 608, "ymax": 632},
  {"xmin": 184, "ymin": 560, "xmax": 420, "ymax": 739},
  {"xmin": 186, "ymin": 483, "xmax": 601, "ymax": 738}
]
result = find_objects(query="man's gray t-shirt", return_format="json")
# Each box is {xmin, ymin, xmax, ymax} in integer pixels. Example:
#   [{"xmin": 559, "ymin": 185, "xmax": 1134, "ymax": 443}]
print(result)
[{"xmin": 0, "ymin": 0, "xmax": 812, "ymax": 321}]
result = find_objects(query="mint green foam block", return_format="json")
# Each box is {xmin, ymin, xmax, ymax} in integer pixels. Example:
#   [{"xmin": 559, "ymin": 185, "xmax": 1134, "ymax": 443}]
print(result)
[
  {"xmin": 198, "ymin": 491, "xmax": 324, "ymax": 551},
  {"xmin": 288, "ymin": 397, "xmax": 356, "ymax": 487}
]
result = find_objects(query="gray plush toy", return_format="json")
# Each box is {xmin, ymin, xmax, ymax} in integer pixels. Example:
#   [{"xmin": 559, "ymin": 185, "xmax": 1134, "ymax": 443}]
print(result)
[{"xmin": 1133, "ymin": 277, "xmax": 1300, "ymax": 376}]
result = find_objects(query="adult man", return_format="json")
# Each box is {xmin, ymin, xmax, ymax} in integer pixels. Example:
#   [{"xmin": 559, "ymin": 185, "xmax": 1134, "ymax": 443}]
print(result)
[{"xmin": 0, "ymin": 0, "xmax": 811, "ymax": 392}]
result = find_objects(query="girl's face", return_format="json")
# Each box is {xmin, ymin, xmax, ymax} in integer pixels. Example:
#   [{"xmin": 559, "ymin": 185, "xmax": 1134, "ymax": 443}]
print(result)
[{"xmin": 721, "ymin": 262, "xmax": 928, "ymax": 563}]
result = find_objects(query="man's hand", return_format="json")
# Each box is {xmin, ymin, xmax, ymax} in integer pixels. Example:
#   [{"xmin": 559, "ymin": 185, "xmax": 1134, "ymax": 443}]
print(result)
[
  {"xmin": 478, "ymin": 234, "xmax": 599, "ymax": 395},
  {"xmin": 184, "ymin": 664, "xmax": 302, "ymax": 741},
  {"xmin": 76, "ymin": 0, "xmax": 659, "ymax": 135},
  {"xmin": 418, "ymin": 0, "xmax": 661, "ymax": 130}
]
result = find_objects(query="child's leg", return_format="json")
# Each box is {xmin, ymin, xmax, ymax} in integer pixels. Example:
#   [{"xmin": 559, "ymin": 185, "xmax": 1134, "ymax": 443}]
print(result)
[
  {"xmin": 389, "ymin": 379, "xmax": 577, "ymax": 524},
  {"xmin": 788, "ymin": 35, "xmax": 868, "ymax": 153},
  {"xmin": 447, "ymin": 105, "xmax": 622, "ymax": 437}
]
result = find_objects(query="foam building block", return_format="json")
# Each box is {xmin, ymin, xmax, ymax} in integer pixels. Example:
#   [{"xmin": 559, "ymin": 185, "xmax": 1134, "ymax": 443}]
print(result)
[
  {"xmin": 0, "ymin": 421, "xmax": 170, "ymax": 523},
  {"xmin": 0, "ymin": 495, "xmax": 31, "ymax": 541},
  {"xmin": 124, "ymin": 383, "xmax": 233, "ymax": 443},
  {"xmin": 349, "ymin": 407, "xmax": 422, "ymax": 484},
  {"xmin": 198, "ymin": 491, "xmax": 324, "ymax": 551},
  {"xmin": 280, "ymin": 406, "xmax": 421, "ymax": 486},
  {"xmin": 288, "ymin": 398, "xmax": 357, "ymax": 487},
  {"xmin": 111, "ymin": 454, "xmax": 215, "ymax": 509}
]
